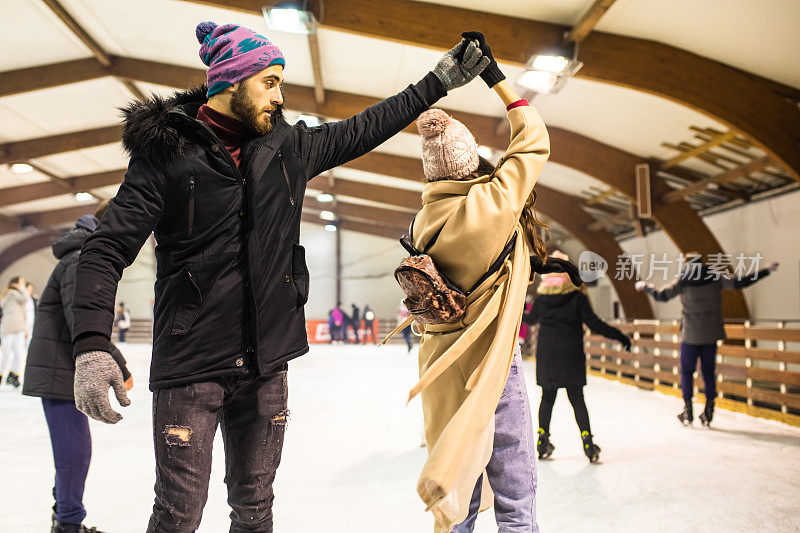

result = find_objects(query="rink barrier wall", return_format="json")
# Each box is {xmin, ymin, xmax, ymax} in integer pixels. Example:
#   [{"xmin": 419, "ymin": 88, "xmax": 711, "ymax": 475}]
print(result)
[
  {"xmin": 109, "ymin": 318, "xmax": 411, "ymax": 345},
  {"xmin": 578, "ymin": 320, "xmax": 800, "ymax": 428}
]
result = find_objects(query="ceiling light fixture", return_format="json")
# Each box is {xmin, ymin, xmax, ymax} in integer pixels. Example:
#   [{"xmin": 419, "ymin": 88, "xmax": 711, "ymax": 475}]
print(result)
[
  {"xmin": 262, "ymin": 2, "xmax": 317, "ymax": 34},
  {"xmin": 324, "ymin": 224, "xmax": 337, "ymax": 232},
  {"xmin": 320, "ymin": 210, "xmax": 336, "ymax": 221},
  {"xmin": 316, "ymin": 193, "xmax": 335, "ymax": 203},
  {"xmin": 10, "ymin": 163, "xmax": 33, "ymax": 174},
  {"xmin": 517, "ymin": 41, "xmax": 583, "ymax": 94},
  {"xmin": 73, "ymin": 192, "xmax": 94, "ymax": 202}
]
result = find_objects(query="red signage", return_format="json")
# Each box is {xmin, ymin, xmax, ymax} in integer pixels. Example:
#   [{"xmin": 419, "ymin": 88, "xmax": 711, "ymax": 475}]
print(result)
[{"xmin": 305, "ymin": 320, "xmax": 379, "ymax": 344}]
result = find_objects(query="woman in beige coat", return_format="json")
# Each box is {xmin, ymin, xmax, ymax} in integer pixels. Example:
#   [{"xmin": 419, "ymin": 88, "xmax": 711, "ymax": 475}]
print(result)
[{"xmin": 403, "ymin": 41, "xmax": 550, "ymax": 532}]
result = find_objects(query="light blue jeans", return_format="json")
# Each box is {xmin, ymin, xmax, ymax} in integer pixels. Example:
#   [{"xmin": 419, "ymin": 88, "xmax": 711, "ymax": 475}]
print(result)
[{"xmin": 451, "ymin": 350, "xmax": 539, "ymax": 532}]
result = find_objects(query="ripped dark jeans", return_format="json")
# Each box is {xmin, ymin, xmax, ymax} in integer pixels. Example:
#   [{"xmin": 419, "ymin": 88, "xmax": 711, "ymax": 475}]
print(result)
[{"xmin": 147, "ymin": 369, "xmax": 288, "ymax": 533}]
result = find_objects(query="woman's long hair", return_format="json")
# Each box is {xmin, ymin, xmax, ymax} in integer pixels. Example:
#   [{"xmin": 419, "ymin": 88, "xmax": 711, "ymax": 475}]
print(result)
[
  {"xmin": 470, "ymin": 156, "xmax": 549, "ymax": 260},
  {"xmin": 1, "ymin": 276, "xmax": 22, "ymax": 300}
]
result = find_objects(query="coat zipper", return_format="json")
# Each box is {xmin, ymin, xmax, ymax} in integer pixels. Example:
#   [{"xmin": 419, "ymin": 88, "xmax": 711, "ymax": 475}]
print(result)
[
  {"xmin": 187, "ymin": 178, "xmax": 195, "ymax": 237},
  {"xmin": 278, "ymin": 150, "xmax": 296, "ymax": 207}
]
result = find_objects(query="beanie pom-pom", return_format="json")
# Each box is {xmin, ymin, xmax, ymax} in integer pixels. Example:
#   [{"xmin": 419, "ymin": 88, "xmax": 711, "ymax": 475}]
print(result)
[
  {"xmin": 416, "ymin": 109, "xmax": 451, "ymax": 138},
  {"xmin": 196, "ymin": 21, "xmax": 218, "ymax": 44}
]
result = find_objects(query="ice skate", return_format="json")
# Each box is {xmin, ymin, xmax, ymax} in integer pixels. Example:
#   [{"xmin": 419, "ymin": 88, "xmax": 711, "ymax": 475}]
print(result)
[
  {"xmin": 581, "ymin": 431, "xmax": 601, "ymax": 463},
  {"xmin": 537, "ymin": 428, "xmax": 555, "ymax": 459},
  {"xmin": 6, "ymin": 371, "xmax": 20, "ymax": 388},
  {"xmin": 51, "ymin": 521, "xmax": 104, "ymax": 533},
  {"xmin": 699, "ymin": 403, "xmax": 714, "ymax": 427},
  {"xmin": 677, "ymin": 403, "xmax": 693, "ymax": 426}
]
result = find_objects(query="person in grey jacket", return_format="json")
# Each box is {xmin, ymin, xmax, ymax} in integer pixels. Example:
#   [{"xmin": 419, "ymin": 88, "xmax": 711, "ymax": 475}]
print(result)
[{"xmin": 636, "ymin": 254, "xmax": 778, "ymax": 426}]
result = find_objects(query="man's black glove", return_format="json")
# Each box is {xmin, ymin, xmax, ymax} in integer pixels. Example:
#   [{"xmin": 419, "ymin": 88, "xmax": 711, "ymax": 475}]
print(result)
[
  {"xmin": 461, "ymin": 31, "xmax": 506, "ymax": 88},
  {"xmin": 531, "ymin": 256, "xmax": 582, "ymax": 287}
]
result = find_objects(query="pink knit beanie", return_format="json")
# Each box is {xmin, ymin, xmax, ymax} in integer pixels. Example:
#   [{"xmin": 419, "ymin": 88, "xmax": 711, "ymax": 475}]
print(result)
[
  {"xmin": 196, "ymin": 21, "xmax": 285, "ymax": 97},
  {"xmin": 416, "ymin": 109, "xmax": 479, "ymax": 180}
]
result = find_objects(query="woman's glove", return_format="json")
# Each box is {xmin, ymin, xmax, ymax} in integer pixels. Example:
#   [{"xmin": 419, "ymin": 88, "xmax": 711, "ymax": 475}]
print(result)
[
  {"xmin": 461, "ymin": 31, "xmax": 506, "ymax": 88},
  {"xmin": 432, "ymin": 38, "xmax": 490, "ymax": 91},
  {"xmin": 531, "ymin": 255, "xmax": 582, "ymax": 287},
  {"xmin": 74, "ymin": 350, "xmax": 131, "ymax": 424},
  {"xmin": 619, "ymin": 334, "xmax": 633, "ymax": 352}
]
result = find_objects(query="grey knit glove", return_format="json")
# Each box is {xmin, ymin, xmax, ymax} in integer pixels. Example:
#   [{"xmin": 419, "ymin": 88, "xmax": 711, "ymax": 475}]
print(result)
[
  {"xmin": 432, "ymin": 38, "xmax": 491, "ymax": 91},
  {"xmin": 74, "ymin": 350, "xmax": 131, "ymax": 424}
]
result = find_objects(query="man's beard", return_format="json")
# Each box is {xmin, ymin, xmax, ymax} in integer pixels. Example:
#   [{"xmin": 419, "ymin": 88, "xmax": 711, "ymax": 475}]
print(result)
[{"xmin": 230, "ymin": 84, "xmax": 283, "ymax": 136}]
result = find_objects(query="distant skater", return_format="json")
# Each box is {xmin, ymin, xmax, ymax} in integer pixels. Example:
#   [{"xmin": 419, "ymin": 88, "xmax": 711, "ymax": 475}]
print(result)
[
  {"xmin": 637, "ymin": 254, "xmax": 778, "ymax": 426},
  {"xmin": 525, "ymin": 251, "xmax": 631, "ymax": 463}
]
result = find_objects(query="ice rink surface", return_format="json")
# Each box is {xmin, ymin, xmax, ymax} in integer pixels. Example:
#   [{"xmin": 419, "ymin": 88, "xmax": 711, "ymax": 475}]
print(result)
[{"xmin": 2, "ymin": 343, "xmax": 799, "ymax": 532}]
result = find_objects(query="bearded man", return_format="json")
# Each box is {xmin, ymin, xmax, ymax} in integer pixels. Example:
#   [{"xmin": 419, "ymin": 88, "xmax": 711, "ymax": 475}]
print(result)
[{"xmin": 69, "ymin": 21, "xmax": 489, "ymax": 532}]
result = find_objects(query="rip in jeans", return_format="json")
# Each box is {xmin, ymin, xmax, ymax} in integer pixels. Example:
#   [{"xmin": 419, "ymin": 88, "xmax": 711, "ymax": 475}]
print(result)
[
  {"xmin": 164, "ymin": 425, "xmax": 192, "ymax": 447},
  {"xmin": 270, "ymin": 409, "xmax": 290, "ymax": 426}
]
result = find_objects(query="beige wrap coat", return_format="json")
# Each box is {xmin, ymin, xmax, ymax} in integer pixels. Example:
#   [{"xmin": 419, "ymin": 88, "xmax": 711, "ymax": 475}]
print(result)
[{"xmin": 408, "ymin": 105, "xmax": 550, "ymax": 531}]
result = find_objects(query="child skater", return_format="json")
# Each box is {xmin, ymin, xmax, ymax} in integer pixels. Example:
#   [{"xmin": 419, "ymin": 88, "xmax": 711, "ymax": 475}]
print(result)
[{"xmin": 525, "ymin": 251, "xmax": 631, "ymax": 463}]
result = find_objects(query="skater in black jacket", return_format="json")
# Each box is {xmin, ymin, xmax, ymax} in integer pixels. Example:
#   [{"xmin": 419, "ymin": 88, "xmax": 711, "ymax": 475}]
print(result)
[
  {"xmin": 22, "ymin": 204, "xmax": 132, "ymax": 533},
  {"xmin": 68, "ymin": 20, "xmax": 491, "ymax": 531},
  {"xmin": 524, "ymin": 251, "xmax": 631, "ymax": 463}
]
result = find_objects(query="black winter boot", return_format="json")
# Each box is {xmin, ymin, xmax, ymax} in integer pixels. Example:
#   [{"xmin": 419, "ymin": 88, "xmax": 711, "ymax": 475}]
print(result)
[
  {"xmin": 677, "ymin": 402, "xmax": 693, "ymax": 425},
  {"xmin": 6, "ymin": 371, "xmax": 20, "ymax": 388},
  {"xmin": 699, "ymin": 402, "xmax": 714, "ymax": 427},
  {"xmin": 52, "ymin": 522, "xmax": 103, "ymax": 533},
  {"xmin": 536, "ymin": 428, "xmax": 555, "ymax": 459},
  {"xmin": 581, "ymin": 431, "xmax": 601, "ymax": 463}
]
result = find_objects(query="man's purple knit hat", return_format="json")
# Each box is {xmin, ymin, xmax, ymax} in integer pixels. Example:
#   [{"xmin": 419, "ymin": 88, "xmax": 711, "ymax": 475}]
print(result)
[{"xmin": 196, "ymin": 21, "xmax": 285, "ymax": 97}]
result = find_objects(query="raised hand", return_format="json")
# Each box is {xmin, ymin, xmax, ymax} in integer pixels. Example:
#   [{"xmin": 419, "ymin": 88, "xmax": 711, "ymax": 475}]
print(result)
[
  {"xmin": 461, "ymin": 31, "xmax": 506, "ymax": 88},
  {"xmin": 634, "ymin": 280, "xmax": 648, "ymax": 292},
  {"xmin": 432, "ymin": 38, "xmax": 491, "ymax": 92}
]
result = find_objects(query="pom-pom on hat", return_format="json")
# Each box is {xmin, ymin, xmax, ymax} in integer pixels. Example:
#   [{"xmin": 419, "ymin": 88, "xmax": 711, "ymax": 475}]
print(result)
[
  {"xmin": 196, "ymin": 21, "xmax": 285, "ymax": 97},
  {"xmin": 416, "ymin": 109, "xmax": 479, "ymax": 181}
]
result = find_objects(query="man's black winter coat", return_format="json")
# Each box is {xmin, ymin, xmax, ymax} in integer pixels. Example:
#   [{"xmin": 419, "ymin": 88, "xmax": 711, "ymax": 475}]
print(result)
[
  {"xmin": 23, "ymin": 219, "xmax": 130, "ymax": 400},
  {"xmin": 71, "ymin": 76, "xmax": 444, "ymax": 390}
]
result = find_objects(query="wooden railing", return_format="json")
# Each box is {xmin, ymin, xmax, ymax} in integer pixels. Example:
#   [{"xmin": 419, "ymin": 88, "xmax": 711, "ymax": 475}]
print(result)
[{"xmin": 582, "ymin": 320, "xmax": 800, "ymax": 426}]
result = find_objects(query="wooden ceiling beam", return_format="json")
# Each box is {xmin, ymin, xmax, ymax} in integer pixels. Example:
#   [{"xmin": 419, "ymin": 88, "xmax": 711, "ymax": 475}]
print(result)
[
  {"xmin": 0, "ymin": 228, "xmax": 67, "ymax": 273},
  {"xmin": 40, "ymin": 0, "xmax": 147, "ymax": 101},
  {"xmin": 663, "ymin": 156, "xmax": 773, "ymax": 203},
  {"xmin": 567, "ymin": 0, "xmax": 618, "ymax": 43},
  {"xmin": 184, "ymin": 0, "xmax": 800, "ymax": 182},
  {"xmin": 0, "ymin": 125, "xmax": 122, "ymax": 164},
  {"xmin": 0, "ymin": 169, "xmax": 123, "ymax": 209},
  {"xmin": 41, "ymin": 0, "xmax": 112, "ymax": 67},
  {"xmin": 0, "ymin": 58, "xmax": 106, "ymax": 97},
  {"xmin": 305, "ymin": 195, "xmax": 413, "ymax": 228},
  {"xmin": 299, "ymin": 212, "xmax": 403, "ymax": 240}
]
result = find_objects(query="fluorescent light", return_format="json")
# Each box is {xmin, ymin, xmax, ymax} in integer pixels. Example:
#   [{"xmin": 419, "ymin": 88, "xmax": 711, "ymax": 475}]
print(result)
[
  {"xmin": 531, "ymin": 55, "xmax": 570, "ymax": 74},
  {"xmin": 324, "ymin": 224, "xmax": 337, "ymax": 232},
  {"xmin": 517, "ymin": 70, "xmax": 561, "ymax": 93},
  {"xmin": 73, "ymin": 192, "xmax": 94, "ymax": 202},
  {"xmin": 477, "ymin": 145, "xmax": 493, "ymax": 160},
  {"xmin": 10, "ymin": 163, "xmax": 33, "ymax": 174},
  {"xmin": 320, "ymin": 210, "xmax": 336, "ymax": 221},
  {"xmin": 316, "ymin": 193, "xmax": 335, "ymax": 203},
  {"xmin": 518, "ymin": 45, "xmax": 584, "ymax": 94},
  {"xmin": 298, "ymin": 114, "xmax": 323, "ymax": 127},
  {"xmin": 263, "ymin": 6, "xmax": 315, "ymax": 34}
]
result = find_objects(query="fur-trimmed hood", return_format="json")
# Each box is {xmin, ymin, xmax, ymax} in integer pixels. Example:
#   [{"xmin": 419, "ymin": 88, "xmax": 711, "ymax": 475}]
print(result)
[{"xmin": 119, "ymin": 85, "xmax": 208, "ymax": 165}]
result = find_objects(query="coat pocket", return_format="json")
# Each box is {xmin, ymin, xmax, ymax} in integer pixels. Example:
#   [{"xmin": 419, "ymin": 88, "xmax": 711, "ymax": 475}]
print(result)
[
  {"xmin": 291, "ymin": 243, "xmax": 310, "ymax": 307},
  {"xmin": 170, "ymin": 267, "xmax": 203, "ymax": 335}
]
